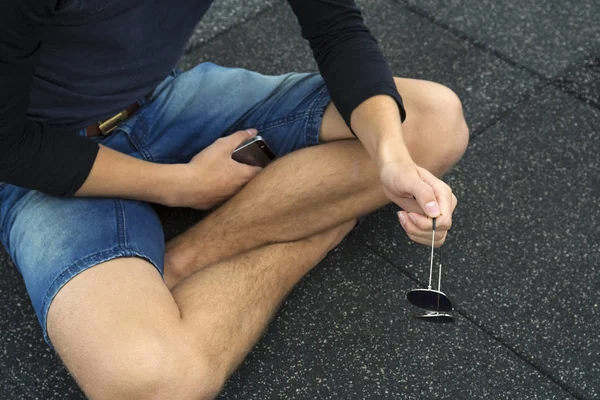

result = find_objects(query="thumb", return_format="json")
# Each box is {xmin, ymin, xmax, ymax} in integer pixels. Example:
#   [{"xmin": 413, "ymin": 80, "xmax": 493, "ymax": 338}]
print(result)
[
  {"xmin": 224, "ymin": 128, "xmax": 258, "ymax": 151},
  {"xmin": 411, "ymin": 175, "xmax": 441, "ymax": 218}
]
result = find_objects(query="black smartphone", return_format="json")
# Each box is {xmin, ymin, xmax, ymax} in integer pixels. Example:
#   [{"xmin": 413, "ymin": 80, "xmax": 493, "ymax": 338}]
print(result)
[{"xmin": 232, "ymin": 136, "xmax": 276, "ymax": 167}]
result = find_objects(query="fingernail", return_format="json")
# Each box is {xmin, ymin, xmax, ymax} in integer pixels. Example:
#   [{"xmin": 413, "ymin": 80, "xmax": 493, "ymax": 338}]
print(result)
[
  {"xmin": 397, "ymin": 211, "xmax": 406, "ymax": 225},
  {"xmin": 425, "ymin": 201, "xmax": 440, "ymax": 217},
  {"xmin": 246, "ymin": 129, "xmax": 257, "ymax": 136},
  {"xmin": 408, "ymin": 213, "xmax": 417, "ymax": 225}
]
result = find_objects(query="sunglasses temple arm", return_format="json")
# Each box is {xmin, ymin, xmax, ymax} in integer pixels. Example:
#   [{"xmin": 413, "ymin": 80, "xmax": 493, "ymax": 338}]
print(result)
[
  {"xmin": 438, "ymin": 245, "xmax": 443, "ymax": 292},
  {"xmin": 428, "ymin": 218, "xmax": 436, "ymax": 290}
]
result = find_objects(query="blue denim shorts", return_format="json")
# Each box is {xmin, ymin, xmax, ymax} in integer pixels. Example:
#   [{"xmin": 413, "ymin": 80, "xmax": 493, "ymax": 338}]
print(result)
[{"xmin": 0, "ymin": 63, "xmax": 331, "ymax": 345}]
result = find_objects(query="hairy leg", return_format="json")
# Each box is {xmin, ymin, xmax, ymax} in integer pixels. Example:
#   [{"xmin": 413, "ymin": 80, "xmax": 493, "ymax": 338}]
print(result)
[
  {"xmin": 47, "ymin": 220, "xmax": 355, "ymax": 400},
  {"xmin": 165, "ymin": 78, "xmax": 469, "ymax": 286},
  {"xmin": 46, "ymin": 78, "xmax": 467, "ymax": 399}
]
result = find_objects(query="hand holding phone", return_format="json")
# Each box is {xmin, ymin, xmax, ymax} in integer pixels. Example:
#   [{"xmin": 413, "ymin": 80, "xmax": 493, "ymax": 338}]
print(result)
[{"xmin": 232, "ymin": 135, "xmax": 276, "ymax": 168}]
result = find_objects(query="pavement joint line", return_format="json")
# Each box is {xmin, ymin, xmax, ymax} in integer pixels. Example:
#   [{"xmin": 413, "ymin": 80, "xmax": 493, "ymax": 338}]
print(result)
[
  {"xmin": 549, "ymin": 55, "xmax": 600, "ymax": 111},
  {"xmin": 360, "ymin": 241, "xmax": 423, "ymax": 287},
  {"xmin": 468, "ymin": 74, "xmax": 600, "ymax": 142},
  {"xmin": 546, "ymin": 56, "xmax": 600, "ymax": 111},
  {"xmin": 390, "ymin": 0, "xmax": 600, "ymax": 114},
  {"xmin": 184, "ymin": 0, "xmax": 286, "ymax": 56},
  {"xmin": 389, "ymin": 0, "xmax": 548, "ymax": 80},
  {"xmin": 184, "ymin": 0, "xmax": 599, "ymax": 124},
  {"xmin": 549, "ymin": 85, "xmax": 600, "ymax": 111},
  {"xmin": 358, "ymin": 234, "xmax": 588, "ymax": 399},
  {"xmin": 469, "ymin": 81, "xmax": 553, "ymax": 139},
  {"xmin": 385, "ymin": 0, "xmax": 599, "ymax": 137},
  {"xmin": 388, "ymin": 0, "xmax": 600, "ymax": 99}
]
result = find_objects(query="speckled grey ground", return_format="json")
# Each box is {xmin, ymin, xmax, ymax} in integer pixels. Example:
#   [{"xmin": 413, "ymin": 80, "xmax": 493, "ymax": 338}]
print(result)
[
  {"xmin": 1, "ymin": 0, "xmax": 599, "ymax": 398},
  {"xmin": 399, "ymin": 0, "xmax": 600, "ymax": 78},
  {"xmin": 180, "ymin": 0, "xmax": 542, "ymax": 134},
  {"xmin": 185, "ymin": 0, "xmax": 280, "ymax": 51},
  {"xmin": 355, "ymin": 86, "xmax": 600, "ymax": 399},
  {"xmin": 554, "ymin": 56, "xmax": 600, "ymax": 108},
  {"xmin": 217, "ymin": 245, "xmax": 574, "ymax": 399}
]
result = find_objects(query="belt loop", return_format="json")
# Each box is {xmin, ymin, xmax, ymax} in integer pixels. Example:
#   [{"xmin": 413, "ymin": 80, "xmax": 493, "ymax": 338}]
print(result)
[{"xmin": 137, "ymin": 91, "xmax": 154, "ymax": 108}]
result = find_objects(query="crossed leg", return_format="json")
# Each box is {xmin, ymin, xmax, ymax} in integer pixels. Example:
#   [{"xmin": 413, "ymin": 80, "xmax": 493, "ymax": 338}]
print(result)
[
  {"xmin": 163, "ymin": 79, "xmax": 469, "ymax": 286},
  {"xmin": 46, "ymin": 78, "xmax": 469, "ymax": 399}
]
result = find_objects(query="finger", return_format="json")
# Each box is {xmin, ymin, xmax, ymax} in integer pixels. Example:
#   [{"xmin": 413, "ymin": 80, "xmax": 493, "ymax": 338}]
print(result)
[
  {"xmin": 406, "ymin": 212, "xmax": 450, "ymax": 239},
  {"xmin": 399, "ymin": 211, "xmax": 446, "ymax": 241},
  {"xmin": 418, "ymin": 169, "xmax": 455, "ymax": 229},
  {"xmin": 223, "ymin": 128, "xmax": 258, "ymax": 151},
  {"xmin": 409, "ymin": 172, "xmax": 440, "ymax": 218},
  {"xmin": 407, "ymin": 234, "xmax": 431, "ymax": 246},
  {"xmin": 408, "ymin": 235, "xmax": 447, "ymax": 247},
  {"xmin": 406, "ymin": 211, "xmax": 434, "ymax": 231},
  {"xmin": 408, "ymin": 231, "xmax": 448, "ymax": 247},
  {"xmin": 433, "ymin": 184, "xmax": 454, "ymax": 231},
  {"xmin": 394, "ymin": 197, "xmax": 423, "ymax": 214},
  {"xmin": 434, "ymin": 230, "xmax": 449, "ymax": 247}
]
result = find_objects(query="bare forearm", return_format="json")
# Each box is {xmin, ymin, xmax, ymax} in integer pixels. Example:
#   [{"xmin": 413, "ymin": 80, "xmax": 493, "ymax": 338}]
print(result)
[
  {"xmin": 350, "ymin": 95, "xmax": 413, "ymax": 168},
  {"xmin": 75, "ymin": 145, "xmax": 183, "ymax": 205}
]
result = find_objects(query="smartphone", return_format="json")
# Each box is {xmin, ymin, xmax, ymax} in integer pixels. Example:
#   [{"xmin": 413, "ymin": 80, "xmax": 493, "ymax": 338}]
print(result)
[{"xmin": 232, "ymin": 136, "xmax": 276, "ymax": 167}]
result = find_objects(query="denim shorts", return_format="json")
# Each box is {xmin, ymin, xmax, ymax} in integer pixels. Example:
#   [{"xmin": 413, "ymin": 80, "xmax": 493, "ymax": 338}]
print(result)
[{"xmin": 0, "ymin": 63, "xmax": 331, "ymax": 346}]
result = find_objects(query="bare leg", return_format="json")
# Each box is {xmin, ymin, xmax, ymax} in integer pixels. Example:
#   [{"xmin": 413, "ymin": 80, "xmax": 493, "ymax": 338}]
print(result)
[
  {"xmin": 171, "ymin": 220, "xmax": 355, "ymax": 379},
  {"xmin": 47, "ymin": 220, "xmax": 355, "ymax": 400},
  {"xmin": 165, "ymin": 78, "xmax": 469, "ymax": 286},
  {"xmin": 46, "ymin": 78, "xmax": 467, "ymax": 399},
  {"xmin": 164, "ymin": 140, "xmax": 384, "ymax": 286}
]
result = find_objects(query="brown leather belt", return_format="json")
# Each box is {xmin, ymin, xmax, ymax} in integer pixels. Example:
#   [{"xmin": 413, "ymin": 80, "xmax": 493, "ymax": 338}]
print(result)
[{"xmin": 86, "ymin": 92, "xmax": 153, "ymax": 138}]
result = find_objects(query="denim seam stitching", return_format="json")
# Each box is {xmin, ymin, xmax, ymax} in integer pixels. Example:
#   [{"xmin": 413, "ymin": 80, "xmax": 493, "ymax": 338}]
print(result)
[
  {"xmin": 309, "ymin": 86, "xmax": 331, "ymax": 115},
  {"xmin": 228, "ymin": 72, "xmax": 298, "ymax": 133},
  {"xmin": 122, "ymin": 114, "xmax": 155, "ymax": 162},
  {"xmin": 115, "ymin": 199, "xmax": 127, "ymax": 248},
  {"xmin": 134, "ymin": 70, "xmax": 179, "ymax": 151},
  {"xmin": 244, "ymin": 84, "xmax": 330, "ymax": 137},
  {"xmin": 135, "ymin": 109, "xmax": 152, "ymax": 146},
  {"xmin": 40, "ymin": 245, "xmax": 162, "ymax": 345},
  {"xmin": 305, "ymin": 86, "xmax": 331, "ymax": 146},
  {"xmin": 130, "ymin": 70, "xmax": 180, "ymax": 147},
  {"xmin": 251, "ymin": 113, "xmax": 307, "ymax": 134},
  {"xmin": 121, "ymin": 128, "xmax": 144, "ymax": 153}
]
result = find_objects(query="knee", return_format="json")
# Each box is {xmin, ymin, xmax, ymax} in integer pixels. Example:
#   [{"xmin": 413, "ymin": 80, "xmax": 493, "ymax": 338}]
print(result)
[
  {"xmin": 398, "ymin": 79, "xmax": 469, "ymax": 171},
  {"xmin": 436, "ymin": 85, "xmax": 469, "ymax": 146},
  {"xmin": 435, "ymin": 84, "xmax": 469, "ymax": 161},
  {"xmin": 98, "ymin": 335, "xmax": 222, "ymax": 400}
]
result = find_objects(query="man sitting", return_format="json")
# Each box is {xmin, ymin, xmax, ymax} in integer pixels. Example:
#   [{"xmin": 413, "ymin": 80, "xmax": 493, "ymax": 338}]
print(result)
[{"xmin": 0, "ymin": 1, "xmax": 468, "ymax": 398}]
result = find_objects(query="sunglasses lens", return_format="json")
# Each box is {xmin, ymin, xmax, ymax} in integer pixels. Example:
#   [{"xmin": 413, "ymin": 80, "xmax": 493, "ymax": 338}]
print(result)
[
  {"xmin": 414, "ymin": 311, "xmax": 454, "ymax": 323},
  {"xmin": 407, "ymin": 289, "xmax": 453, "ymax": 312}
]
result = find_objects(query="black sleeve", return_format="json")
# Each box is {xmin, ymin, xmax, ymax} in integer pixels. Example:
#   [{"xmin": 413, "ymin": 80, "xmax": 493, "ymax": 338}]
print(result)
[
  {"xmin": 0, "ymin": 0, "xmax": 99, "ymax": 196},
  {"xmin": 287, "ymin": 0, "xmax": 406, "ymax": 133}
]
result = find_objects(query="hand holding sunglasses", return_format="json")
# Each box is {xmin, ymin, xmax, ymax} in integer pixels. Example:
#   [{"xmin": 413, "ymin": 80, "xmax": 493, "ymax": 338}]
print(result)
[{"xmin": 406, "ymin": 218, "xmax": 455, "ymax": 323}]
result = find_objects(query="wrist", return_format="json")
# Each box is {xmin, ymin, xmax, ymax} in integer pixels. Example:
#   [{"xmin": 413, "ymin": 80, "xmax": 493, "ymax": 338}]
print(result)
[
  {"xmin": 156, "ymin": 163, "xmax": 191, "ymax": 207},
  {"xmin": 375, "ymin": 131, "xmax": 414, "ymax": 169},
  {"xmin": 350, "ymin": 95, "xmax": 414, "ymax": 169}
]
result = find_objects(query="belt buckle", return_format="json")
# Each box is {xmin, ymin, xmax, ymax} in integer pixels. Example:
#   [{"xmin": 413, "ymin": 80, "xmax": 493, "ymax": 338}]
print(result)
[{"xmin": 97, "ymin": 109, "xmax": 130, "ymax": 136}]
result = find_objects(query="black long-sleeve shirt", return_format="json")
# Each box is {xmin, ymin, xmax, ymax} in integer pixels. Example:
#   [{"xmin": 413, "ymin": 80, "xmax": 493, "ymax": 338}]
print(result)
[{"xmin": 0, "ymin": 0, "xmax": 405, "ymax": 196}]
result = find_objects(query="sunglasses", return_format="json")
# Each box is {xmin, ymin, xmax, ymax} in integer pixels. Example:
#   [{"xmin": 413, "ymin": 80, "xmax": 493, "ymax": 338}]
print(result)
[{"xmin": 406, "ymin": 218, "xmax": 455, "ymax": 322}]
